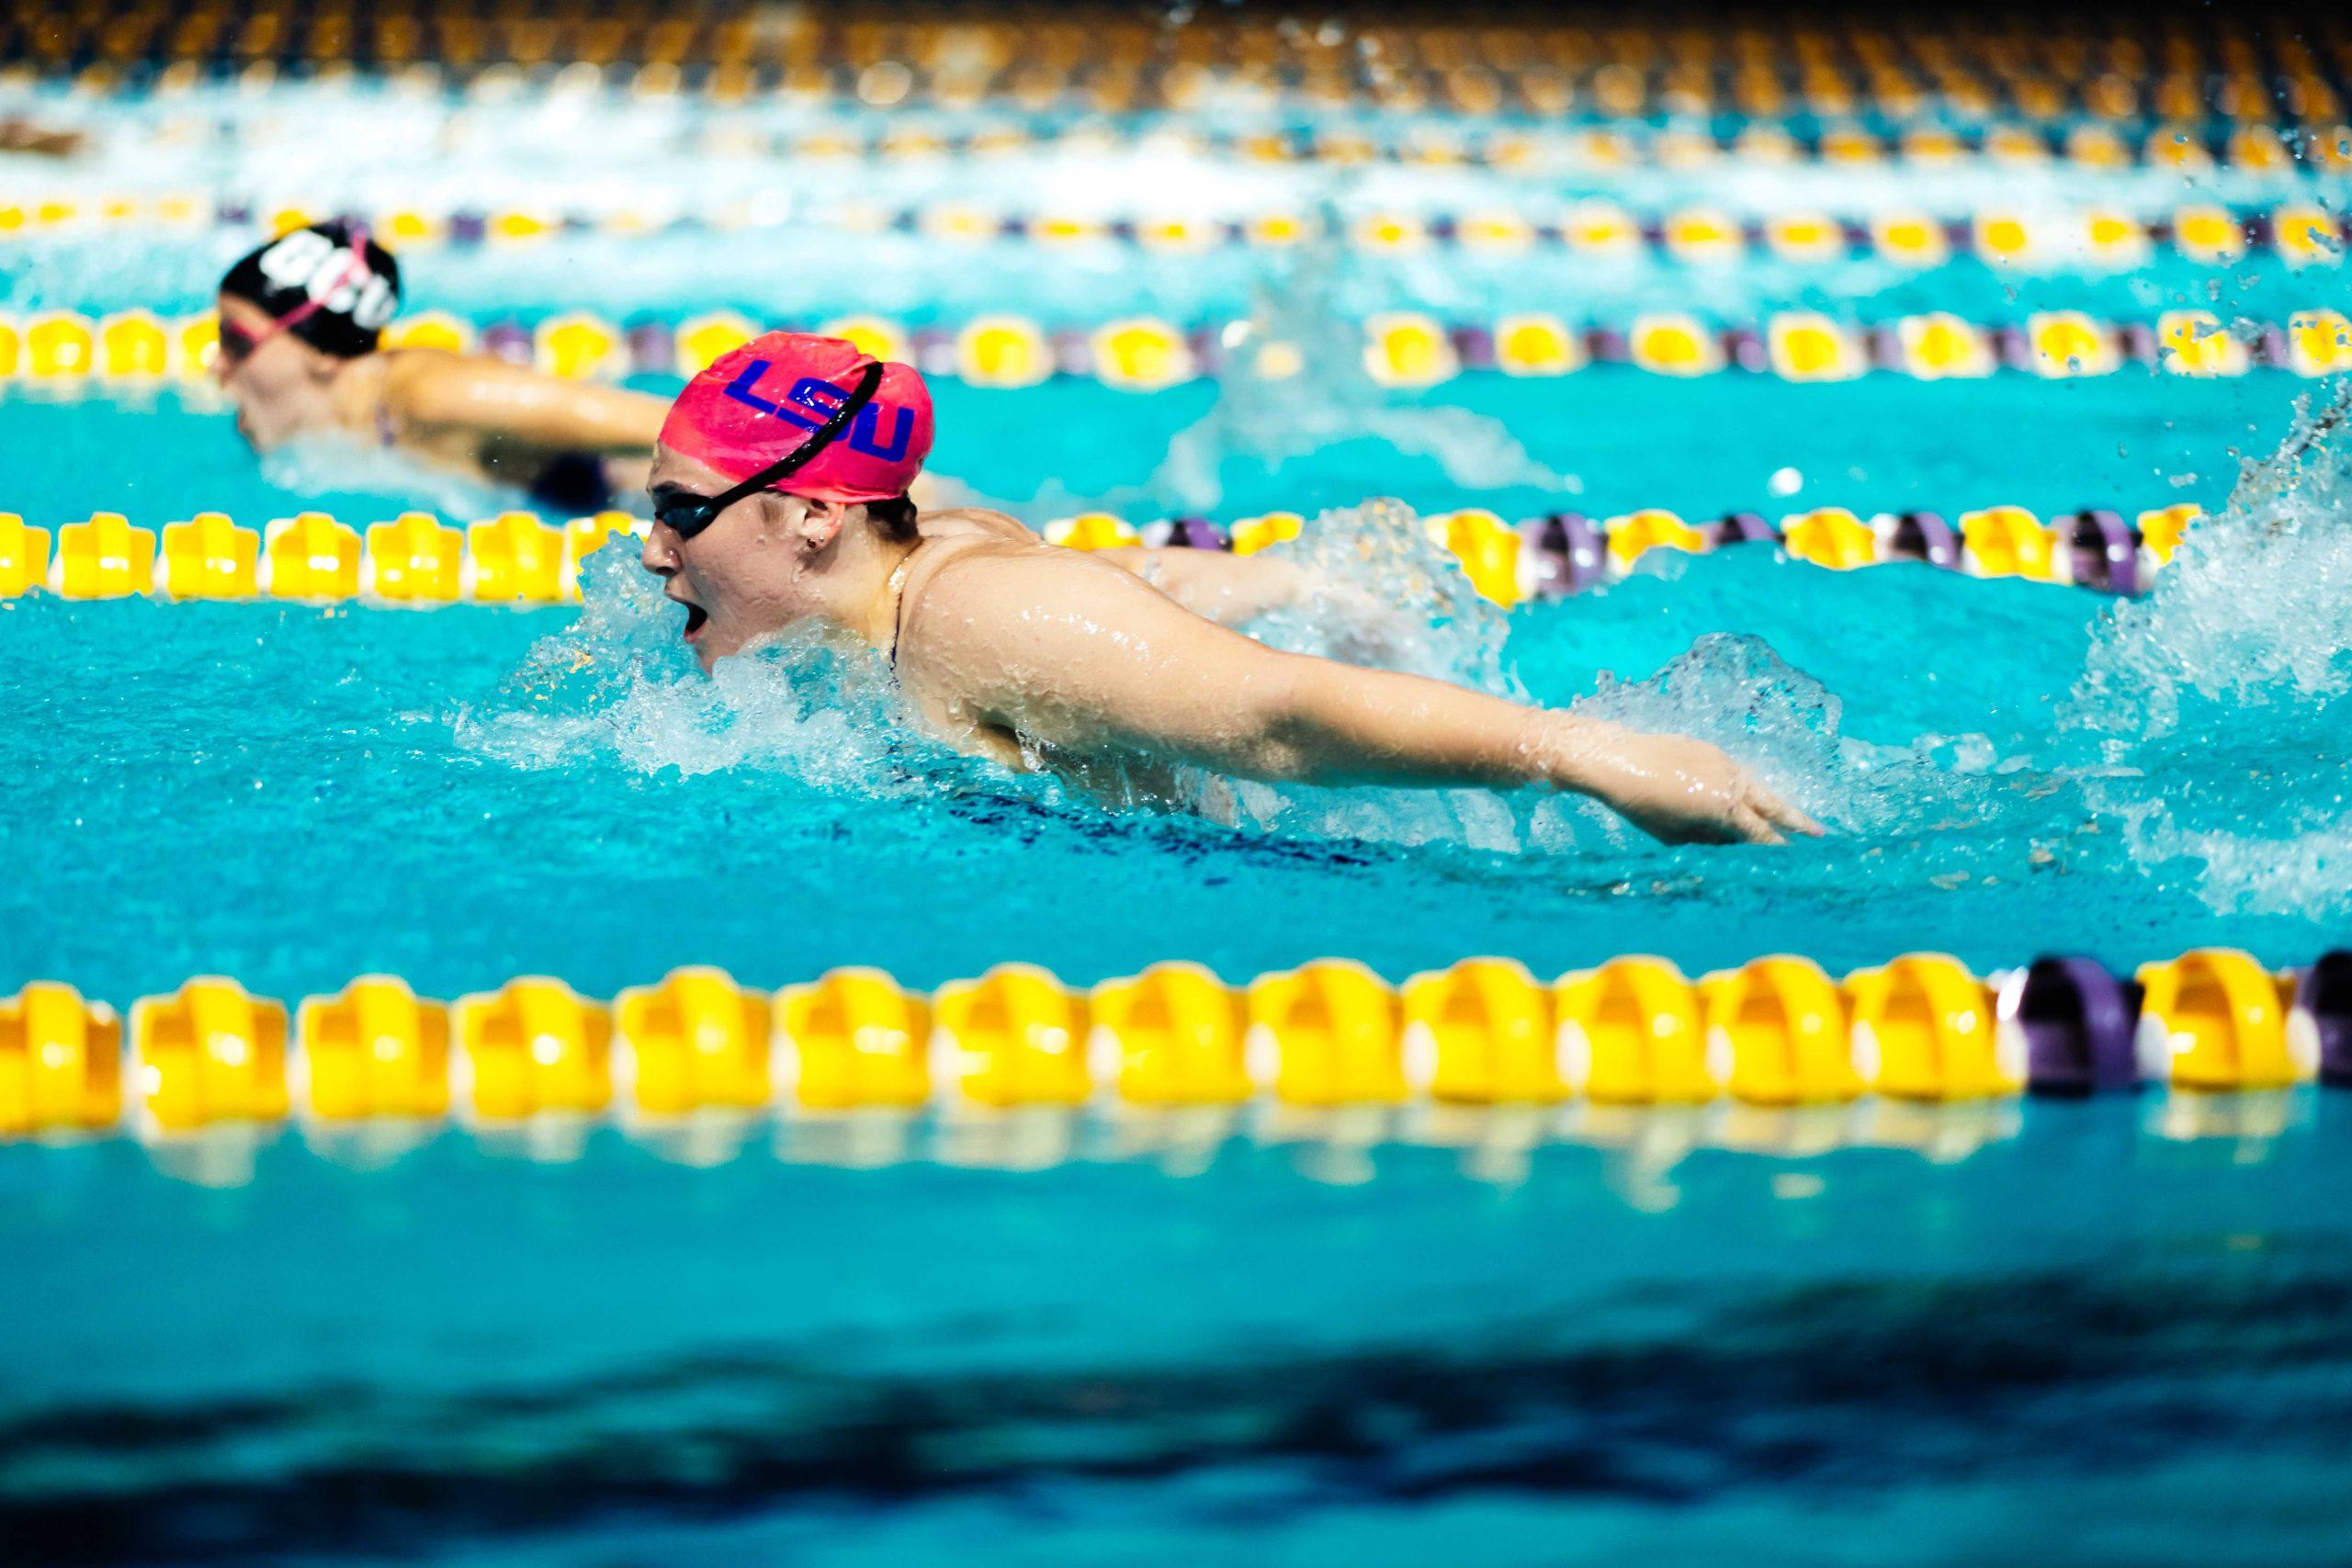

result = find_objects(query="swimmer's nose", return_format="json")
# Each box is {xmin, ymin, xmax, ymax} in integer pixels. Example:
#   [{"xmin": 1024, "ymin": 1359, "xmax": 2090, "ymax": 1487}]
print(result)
[{"xmin": 639, "ymin": 526, "xmax": 679, "ymax": 575}]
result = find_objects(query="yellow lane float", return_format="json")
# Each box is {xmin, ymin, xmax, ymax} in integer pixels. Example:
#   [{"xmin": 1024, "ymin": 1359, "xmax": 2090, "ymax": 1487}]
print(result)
[
  {"xmin": 1764, "ymin": 212, "xmax": 1843, "ymax": 263},
  {"xmin": 2135, "ymin": 503, "xmax": 2200, "ymax": 565},
  {"xmin": 956, "ymin": 315, "xmax": 1053, "ymax": 389},
  {"xmin": 1898, "ymin": 312, "xmax": 1995, "ymax": 378},
  {"xmin": 1871, "ymin": 214, "xmax": 1950, "ymax": 268},
  {"xmin": 1044, "ymin": 513, "xmax": 1143, "ymax": 549},
  {"xmin": 160, "ymin": 512, "xmax": 259, "ymax": 599},
  {"xmin": 364, "ymin": 513, "xmax": 466, "ymax": 603},
  {"xmin": 0, "ymin": 513, "xmax": 53, "ymax": 597},
  {"xmin": 1782, "ymin": 507, "xmax": 1879, "ymax": 570},
  {"xmin": 1555, "ymin": 956, "xmax": 1712, "ymax": 1102},
  {"xmin": 615, "ymin": 967, "xmax": 772, "ymax": 1115},
  {"xmin": 266, "ymin": 512, "xmax": 364, "ymax": 599},
  {"xmin": 295, "ymin": 976, "xmax": 452, "ymax": 1122},
  {"xmin": 97, "ymin": 310, "xmax": 171, "ymax": 378},
  {"xmin": 468, "ymin": 511, "xmax": 571, "ymax": 603},
  {"xmin": 1426, "ymin": 508, "xmax": 1522, "ymax": 606},
  {"xmin": 130, "ymin": 977, "xmax": 290, "ymax": 1134},
  {"xmin": 1090, "ymin": 962, "xmax": 1254, "ymax": 1107},
  {"xmin": 1091, "ymin": 317, "xmax": 1194, "ymax": 389},
  {"xmin": 0, "ymin": 983, "xmax": 122, "ymax": 1137},
  {"xmin": 1247, "ymin": 959, "xmax": 1407, "ymax": 1107},
  {"xmin": 382, "ymin": 310, "xmax": 474, "ymax": 354},
  {"xmin": 933, "ymin": 964, "xmax": 1092, "ymax": 1109},
  {"xmin": 1493, "ymin": 312, "xmax": 1585, "ymax": 377},
  {"xmin": 534, "ymin": 312, "xmax": 621, "ymax": 379},
  {"xmin": 452, "ymin": 977, "xmax": 614, "ymax": 1122},
  {"xmin": 2158, "ymin": 311, "xmax": 2250, "ymax": 378},
  {"xmin": 2287, "ymin": 310, "xmax": 2352, "ymax": 378},
  {"xmin": 1700, "ymin": 955, "xmax": 1860, "ymax": 1106},
  {"xmin": 25, "ymin": 312, "xmax": 96, "ymax": 378},
  {"xmin": 775, "ymin": 968, "xmax": 933, "ymax": 1112},
  {"xmin": 1229, "ymin": 511, "xmax": 1304, "ymax": 556},
  {"xmin": 2135, "ymin": 949, "xmax": 2312, "ymax": 1089},
  {"xmin": 1629, "ymin": 312, "xmax": 1724, "ymax": 376},
  {"xmin": 1959, "ymin": 506, "xmax": 2060, "ymax": 581},
  {"xmin": 1363, "ymin": 311, "xmax": 1458, "ymax": 388},
  {"xmin": 674, "ymin": 310, "xmax": 757, "ymax": 374},
  {"xmin": 1605, "ymin": 508, "xmax": 1707, "ymax": 573},
  {"xmin": 2274, "ymin": 207, "xmax": 2343, "ymax": 267},
  {"xmin": 819, "ymin": 315, "xmax": 912, "ymax": 364},
  {"xmin": 53, "ymin": 512, "xmax": 156, "ymax": 598},
  {"xmin": 1846, "ymin": 954, "xmax": 2017, "ymax": 1100},
  {"xmin": 1402, "ymin": 958, "xmax": 1562, "ymax": 1103},
  {"xmin": 2029, "ymin": 310, "xmax": 2120, "ymax": 378},
  {"xmin": 1767, "ymin": 312, "xmax": 1864, "ymax": 381}
]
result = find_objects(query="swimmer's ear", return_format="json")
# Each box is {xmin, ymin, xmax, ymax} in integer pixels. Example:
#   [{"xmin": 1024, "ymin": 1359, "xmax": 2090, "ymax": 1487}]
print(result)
[{"xmin": 790, "ymin": 496, "xmax": 850, "ymax": 551}]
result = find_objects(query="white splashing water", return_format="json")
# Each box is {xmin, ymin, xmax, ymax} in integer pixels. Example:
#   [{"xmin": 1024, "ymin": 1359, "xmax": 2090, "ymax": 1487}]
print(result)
[
  {"xmin": 454, "ymin": 547, "xmax": 940, "ymax": 789},
  {"xmin": 2073, "ymin": 384, "xmax": 2352, "ymax": 743},
  {"xmin": 2066, "ymin": 386, "xmax": 2352, "ymax": 915}
]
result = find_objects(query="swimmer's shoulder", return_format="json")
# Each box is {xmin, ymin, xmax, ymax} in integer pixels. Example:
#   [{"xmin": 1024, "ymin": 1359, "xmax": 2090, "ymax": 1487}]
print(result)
[
  {"xmin": 911, "ymin": 508, "xmax": 1148, "ymax": 591},
  {"xmin": 913, "ymin": 506, "xmax": 1041, "ymax": 547}
]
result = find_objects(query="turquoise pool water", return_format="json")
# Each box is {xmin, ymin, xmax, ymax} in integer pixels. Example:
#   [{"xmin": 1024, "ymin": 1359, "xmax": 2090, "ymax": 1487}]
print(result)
[{"xmin": 6, "ymin": 74, "xmax": 2352, "ymax": 1567}]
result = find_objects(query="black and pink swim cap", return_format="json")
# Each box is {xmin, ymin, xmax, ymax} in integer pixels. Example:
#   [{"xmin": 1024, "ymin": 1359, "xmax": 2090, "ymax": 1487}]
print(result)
[{"xmin": 220, "ymin": 220, "xmax": 401, "ymax": 358}]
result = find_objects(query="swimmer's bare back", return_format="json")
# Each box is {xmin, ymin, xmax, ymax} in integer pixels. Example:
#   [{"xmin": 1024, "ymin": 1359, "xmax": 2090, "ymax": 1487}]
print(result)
[
  {"xmin": 365, "ymin": 348, "xmax": 670, "ymax": 498},
  {"xmin": 884, "ymin": 511, "xmax": 1820, "ymax": 844}
]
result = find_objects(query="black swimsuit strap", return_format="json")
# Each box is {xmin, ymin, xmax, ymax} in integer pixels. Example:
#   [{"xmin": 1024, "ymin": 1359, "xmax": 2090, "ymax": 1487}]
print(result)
[{"xmin": 887, "ymin": 539, "xmax": 928, "ymax": 674}]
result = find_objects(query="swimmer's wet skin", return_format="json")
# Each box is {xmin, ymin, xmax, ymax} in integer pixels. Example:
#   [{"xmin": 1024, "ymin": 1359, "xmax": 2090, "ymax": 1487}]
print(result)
[
  {"xmin": 644, "ymin": 332, "xmax": 1818, "ymax": 846},
  {"xmin": 213, "ymin": 220, "xmax": 672, "ymax": 512}
]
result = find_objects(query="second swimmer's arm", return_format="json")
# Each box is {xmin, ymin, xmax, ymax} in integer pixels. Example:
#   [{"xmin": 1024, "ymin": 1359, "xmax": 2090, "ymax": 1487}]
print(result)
[
  {"xmin": 390, "ymin": 355, "xmax": 671, "ymax": 456},
  {"xmin": 925, "ymin": 553, "xmax": 1818, "ymax": 844}
]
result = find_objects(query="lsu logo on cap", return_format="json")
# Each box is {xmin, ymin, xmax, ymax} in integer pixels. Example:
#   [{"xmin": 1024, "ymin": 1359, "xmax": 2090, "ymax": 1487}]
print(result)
[{"xmin": 718, "ymin": 360, "xmax": 914, "ymax": 461}]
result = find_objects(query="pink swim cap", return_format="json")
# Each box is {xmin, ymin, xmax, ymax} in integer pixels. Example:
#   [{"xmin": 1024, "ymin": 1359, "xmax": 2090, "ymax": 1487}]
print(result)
[{"xmin": 660, "ymin": 331, "xmax": 933, "ymax": 504}]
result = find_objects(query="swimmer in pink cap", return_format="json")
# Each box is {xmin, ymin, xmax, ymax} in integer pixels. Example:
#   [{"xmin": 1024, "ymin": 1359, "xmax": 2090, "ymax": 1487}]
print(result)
[{"xmin": 644, "ymin": 332, "xmax": 1819, "ymax": 844}]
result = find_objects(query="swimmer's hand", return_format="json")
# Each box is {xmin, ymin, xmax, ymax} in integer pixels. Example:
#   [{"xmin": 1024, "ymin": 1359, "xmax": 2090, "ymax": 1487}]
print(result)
[{"xmin": 1539, "ymin": 717, "xmax": 1824, "ymax": 846}]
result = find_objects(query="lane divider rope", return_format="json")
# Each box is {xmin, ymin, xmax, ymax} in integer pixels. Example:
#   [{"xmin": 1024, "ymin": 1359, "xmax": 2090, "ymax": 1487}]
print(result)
[
  {"xmin": 0, "ymin": 501, "xmax": 2206, "ymax": 608},
  {"xmin": 6, "ymin": 199, "xmax": 2348, "ymax": 275},
  {"xmin": 7, "ymin": 306, "xmax": 2348, "ymax": 390},
  {"xmin": 2, "ymin": 949, "xmax": 2344, "ymax": 1171}
]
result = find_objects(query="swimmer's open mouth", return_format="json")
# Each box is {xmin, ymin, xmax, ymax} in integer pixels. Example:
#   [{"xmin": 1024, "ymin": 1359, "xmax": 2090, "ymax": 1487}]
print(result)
[{"xmin": 682, "ymin": 604, "xmax": 709, "ymax": 641}]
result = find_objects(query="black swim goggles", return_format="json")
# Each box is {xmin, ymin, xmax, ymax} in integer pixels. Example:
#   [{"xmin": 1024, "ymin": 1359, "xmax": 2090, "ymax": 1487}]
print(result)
[{"xmin": 651, "ymin": 361, "xmax": 885, "ymax": 541}]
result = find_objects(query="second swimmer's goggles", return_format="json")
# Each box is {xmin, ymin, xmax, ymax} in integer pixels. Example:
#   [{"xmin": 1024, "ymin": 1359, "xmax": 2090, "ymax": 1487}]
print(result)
[{"xmin": 652, "ymin": 362, "xmax": 885, "ymax": 540}]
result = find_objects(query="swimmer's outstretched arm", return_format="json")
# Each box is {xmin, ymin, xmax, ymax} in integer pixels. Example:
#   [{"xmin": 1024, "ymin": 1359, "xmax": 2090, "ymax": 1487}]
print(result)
[
  {"xmin": 389, "ymin": 355, "xmax": 670, "ymax": 456},
  {"xmin": 915, "ymin": 551, "xmax": 1820, "ymax": 845}
]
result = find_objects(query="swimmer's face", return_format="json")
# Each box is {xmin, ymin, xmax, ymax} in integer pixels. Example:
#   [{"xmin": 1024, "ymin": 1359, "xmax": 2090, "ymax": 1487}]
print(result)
[
  {"xmin": 642, "ymin": 443, "xmax": 842, "ymax": 671},
  {"xmin": 212, "ymin": 292, "xmax": 340, "ymax": 450}
]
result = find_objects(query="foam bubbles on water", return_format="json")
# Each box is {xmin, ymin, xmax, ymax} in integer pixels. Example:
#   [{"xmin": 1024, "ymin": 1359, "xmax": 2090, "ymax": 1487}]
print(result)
[
  {"xmin": 455, "ymin": 547, "xmax": 945, "ymax": 791},
  {"xmin": 2072, "ymin": 385, "xmax": 2352, "ymax": 745},
  {"xmin": 2065, "ymin": 387, "xmax": 2352, "ymax": 916},
  {"xmin": 1245, "ymin": 497, "xmax": 1519, "ymax": 690},
  {"xmin": 1573, "ymin": 632, "xmax": 2007, "ymax": 840}
]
